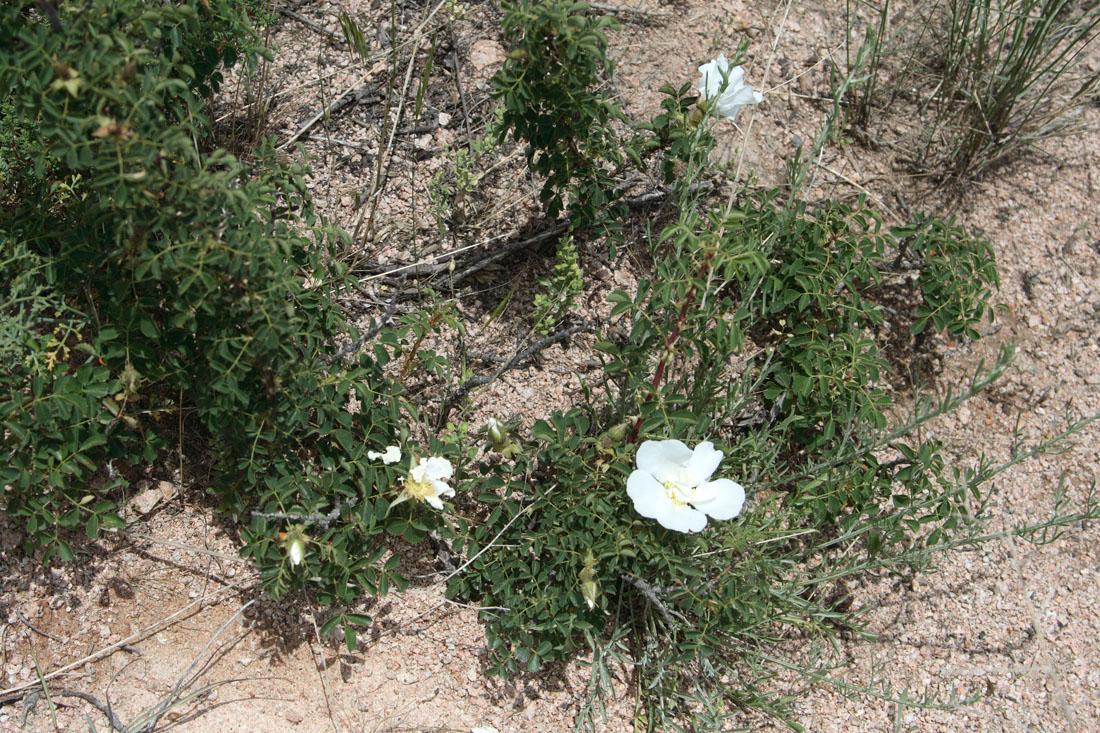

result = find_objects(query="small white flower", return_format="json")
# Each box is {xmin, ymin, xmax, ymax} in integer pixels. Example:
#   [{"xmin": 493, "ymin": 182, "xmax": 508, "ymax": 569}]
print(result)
[
  {"xmin": 368, "ymin": 445, "xmax": 402, "ymax": 465},
  {"xmin": 397, "ymin": 456, "xmax": 455, "ymax": 510},
  {"xmin": 697, "ymin": 54, "xmax": 763, "ymax": 121},
  {"xmin": 627, "ymin": 439, "xmax": 745, "ymax": 533}
]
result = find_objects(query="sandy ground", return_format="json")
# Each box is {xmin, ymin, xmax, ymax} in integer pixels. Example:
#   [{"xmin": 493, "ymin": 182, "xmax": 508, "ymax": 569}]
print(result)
[{"xmin": 3, "ymin": 0, "xmax": 1099, "ymax": 730}]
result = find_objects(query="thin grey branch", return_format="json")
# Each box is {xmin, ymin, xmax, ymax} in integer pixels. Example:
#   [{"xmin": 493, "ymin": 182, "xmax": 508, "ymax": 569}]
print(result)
[
  {"xmin": 323, "ymin": 300, "xmax": 399, "ymax": 366},
  {"xmin": 21, "ymin": 688, "xmax": 127, "ymax": 731},
  {"xmin": 621, "ymin": 573, "xmax": 679, "ymax": 628},
  {"xmin": 439, "ymin": 323, "xmax": 592, "ymax": 424},
  {"xmin": 252, "ymin": 497, "xmax": 358, "ymax": 530}
]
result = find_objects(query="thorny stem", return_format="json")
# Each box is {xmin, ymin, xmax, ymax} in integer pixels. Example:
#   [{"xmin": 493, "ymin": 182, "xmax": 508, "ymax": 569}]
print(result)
[
  {"xmin": 626, "ymin": 248, "xmax": 715, "ymax": 445},
  {"xmin": 398, "ymin": 309, "xmax": 441, "ymax": 384}
]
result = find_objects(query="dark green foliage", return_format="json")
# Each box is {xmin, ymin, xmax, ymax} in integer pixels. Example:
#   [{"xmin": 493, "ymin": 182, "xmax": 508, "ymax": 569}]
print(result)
[
  {"xmin": 0, "ymin": 1, "xmax": 423, "ymax": 605},
  {"xmin": 449, "ymin": 174, "xmax": 1004, "ymax": 693},
  {"xmin": 635, "ymin": 81, "xmax": 714, "ymax": 184},
  {"xmin": 902, "ymin": 214, "xmax": 999, "ymax": 339},
  {"xmin": 2, "ymin": 4, "xmax": 1044, "ymax": 726},
  {"xmin": 493, "ymin": 1, "xmax": 626, "ymax": 229},
  {"xmin": 450, "ymin": 407, "xmax": 773, "ymax": 677},
  {"xmin": 752, "ymin": 198, "xmax": 892, "ymax": 454}
]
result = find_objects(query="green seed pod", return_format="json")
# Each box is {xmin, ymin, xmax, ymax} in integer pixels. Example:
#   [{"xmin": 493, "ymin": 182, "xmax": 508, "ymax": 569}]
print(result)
[{"xmin": 580, "ymin": 577, "xmax": 599, "ymax": 610}]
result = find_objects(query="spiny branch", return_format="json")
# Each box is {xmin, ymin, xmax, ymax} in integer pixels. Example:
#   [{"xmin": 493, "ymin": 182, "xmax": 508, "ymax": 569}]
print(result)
[
  {"xmin": 252, "ymin": 498, "xmax": 357, "ymax": 530},
  {"xmin": 354, "ymin": 182, "xmax": 707, "ymax": 293},
  {"xmin": 621, "ymin": 573, "xmax": 680, "ymax": 628},
  {"xmin": 20, "ymin": 687, "xmax": 127, "ymax": 731},
  {"xmin": 322, "ymin": 299, "xmax": 399, "ymax": 366}
]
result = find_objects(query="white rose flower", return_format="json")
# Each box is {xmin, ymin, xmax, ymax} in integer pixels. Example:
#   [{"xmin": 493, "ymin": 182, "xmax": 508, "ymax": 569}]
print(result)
[
  {"xmin": 397, "ymin": 456, "xmax": 455, "ymax": 510},
  {"xmin": 626, "ymin": 439, "xmax": 745, "ymax": 533},
  {"xmin": 368, "ymin": 445, "xmax": 402, "ymax": 465},
  {"xmin": 697, "ymin": 54, "xmax": 763, "ymax": 121}
]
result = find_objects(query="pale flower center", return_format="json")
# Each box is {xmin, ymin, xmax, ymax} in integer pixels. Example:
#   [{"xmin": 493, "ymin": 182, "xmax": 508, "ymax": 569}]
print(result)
[
  {"xmin": 405, "ymin": 474, "xmax": 435, "ymax": 501},
  {"xmin": 662, "ymin": 471, "xmax": 696, "ymax": 507}
]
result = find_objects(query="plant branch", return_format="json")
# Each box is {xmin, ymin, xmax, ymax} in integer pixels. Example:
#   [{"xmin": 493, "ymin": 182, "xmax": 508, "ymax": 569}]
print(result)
[
  {"xmin": 438, "ymin": 323, "xmax": 592, "ymax": 425},
  {"xmin": 277, "ymin": 8, "xmax": 346, "ymax": 47},
  {"xmin": 621, "ymin": 573, "xmax": 679, "ymax": 628},
  {"xmin": 322, "ymin": 299, "xmax": 399, "ymax": 366},
  {"xmin": 626, "ymin": 250, "xmax": 715, "ymax": 444},
  {"xmin": 252, "ymin": 497, "xmax": 357, "ymax": 530},
  {"xmin": 20, "ymin": 687, "xmax": 127, "ymax": 731}
]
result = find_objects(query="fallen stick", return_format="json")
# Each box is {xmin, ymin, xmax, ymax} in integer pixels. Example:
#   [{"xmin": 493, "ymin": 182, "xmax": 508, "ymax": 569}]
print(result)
[
  {"xmin": 352, "ymin": 180, "xmax": 708, "ymax": 290},
  {"xmin": 277, "ymin": 7, "xmax": 345, "ymax": 46},
  {"xmin": 588, "ymin": 2, "xmax": 670, "ymax": 18},
  {"xmin": 0, "ymin": 581, "xmax": 249, "ymax": 701},
  {"xmin": 278, "ymin": 64, "xmax": 386, "ymax": 150}
]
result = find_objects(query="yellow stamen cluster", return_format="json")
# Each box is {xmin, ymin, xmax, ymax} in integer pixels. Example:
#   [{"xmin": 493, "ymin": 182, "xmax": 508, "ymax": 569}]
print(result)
[
  {"xmin": 404, "ymin": 475, "xmax": 436, "ymax": 501},
  {"xmin": 662, "ymin": 474, "xmax": 694, "ymax": 507}
]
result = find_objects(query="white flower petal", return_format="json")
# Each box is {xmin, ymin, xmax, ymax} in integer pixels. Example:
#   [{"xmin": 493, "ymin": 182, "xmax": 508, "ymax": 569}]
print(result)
[
  {"xmin": 716, "ymin": 86, "xmax": 763, "ymax": 119},
  {"xmin": 433, "ymin": 480, "xmax": 455, "ymax": 499},
  {"xmin": 636, "ymin": 439, "xmax": 693, "ymax": 482},
  {"xmin": 628, "ymin": 470, "xmax": 708, "ymax": 533},
  {"xmin": 424, "ymin": 493, "xmax": 444, "ymax": 510},
  {"xmin": 697, "ymin": 54, "xmax": 763, "ymax": 120},
  {"xmin": 685, "ymin": 441, "xmax": 723, "ymax": 486},
  {"xmin": 697, "ymin": 54, "xmax": 731, "ymax": 98},
  {"xmin": 288, "ymin": 539, "xmax": 305, "ymax": 566},
  {"xmin": 699, "ymin": 69, "xmax": 722, "ymax": 99},
  {"xmin": 369, "ymin": 445, "xmax": 403, "ymax": 465},
  {"xmin": 692, "ymin": 478, "xmax": 746, "ymax": 520},
  {"xmin": 724, "ymin": 64, "xmax": 745, "ymax": 90},
  {"xmin": 627, "ymin": 469, "xmax": 671, "ymax": 519},
  {"xmin": 655, "ymin": 502, "xmax": 709, "ymax": 533},
  {"xmin": 421, "ymin": 456, "xmax": 453, "ymax": 481}
]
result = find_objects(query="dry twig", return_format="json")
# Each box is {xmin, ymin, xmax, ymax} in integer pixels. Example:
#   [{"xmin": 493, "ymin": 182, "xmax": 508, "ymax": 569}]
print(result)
[
  {"xmin": 20, "ymin": 687, "xmax": 127, "ymax": 732},
  {"xmin": 439, "ymin": 323, "xmax": 593, "ymax": 424},
  {"xmin": 0, "ymin": 582, "xmax": 249, "ymax": 701},
  {"xmin": 621, "ymin": 573, "xmax": 681, "ymax": 628},
  {"xmin": 277, "ymin": 7, "xmax": 345, "ymax": 47}
]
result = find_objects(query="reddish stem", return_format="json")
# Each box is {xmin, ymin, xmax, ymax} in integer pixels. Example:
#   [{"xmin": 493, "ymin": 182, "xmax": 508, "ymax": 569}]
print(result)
[
  {"xmin": 626, "ymin": 250, "xmax": 714, "ymax": 445},
  {"xmin": 397, "ymin": 311, "xmax": 440, "ymax": 384}
]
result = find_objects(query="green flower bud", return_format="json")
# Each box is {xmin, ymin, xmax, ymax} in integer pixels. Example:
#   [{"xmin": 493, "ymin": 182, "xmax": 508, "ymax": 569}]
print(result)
[
  {"xmin": 605, "ymin": 422, "xmax": 629, "ymax": 442},
  {"xmin": 281, "ymin": 525, "xmax": 309, "ymax": 566},
  {"xmin": 486, "ymin": 417, "xmax": 507, "ymax": 447},
  {"xmin": 580, "ymin": 577, "xmax": 599, "ymax": 610},
  {"xmin": 580, "ymin": 550, "xmax": 598, "ymax": 610},
  {"xmin": 599, "ymin": 421, "xmax": 631, "ymax": 451}
]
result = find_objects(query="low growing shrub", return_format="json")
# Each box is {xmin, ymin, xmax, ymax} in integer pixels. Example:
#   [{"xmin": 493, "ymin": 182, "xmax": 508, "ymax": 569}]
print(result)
[
  {"xmin": 0, "ymin": 1, "xmax": 437, "ymax": 635},
  {"xmin": 3, "ymin": 4, "xmax": 1093, "ymax": 728}
]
